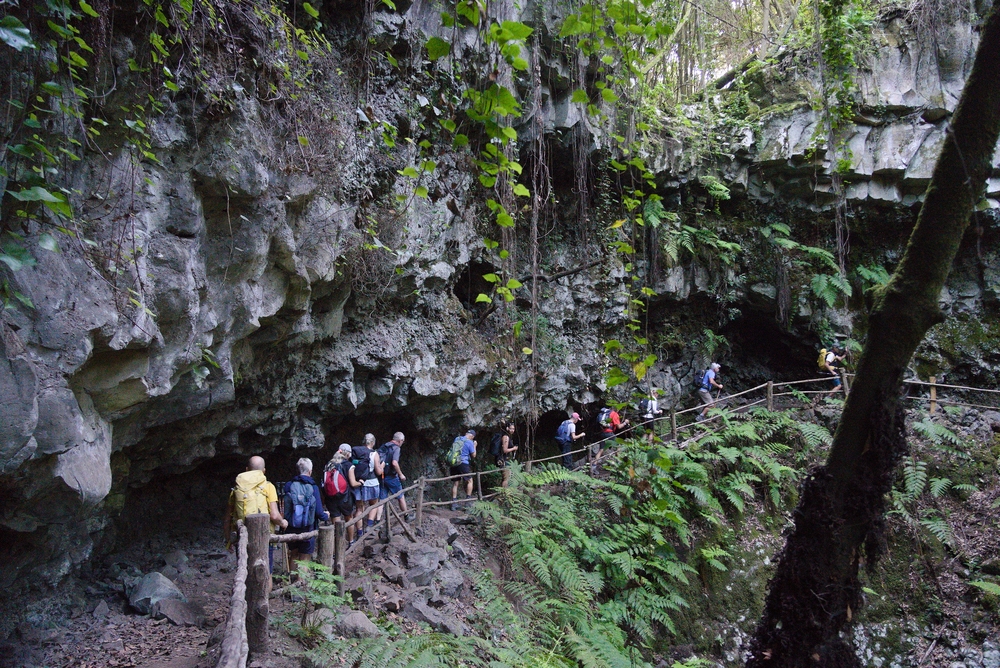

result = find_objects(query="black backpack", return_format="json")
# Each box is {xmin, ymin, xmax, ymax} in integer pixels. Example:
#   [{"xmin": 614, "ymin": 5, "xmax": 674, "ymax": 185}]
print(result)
[
  {"xmin": 639, "ymin": 398, "xmax": 651, "ymax": 414},
  {"xmin": 377, "ymin": 442, "xmax": 396, "ymax": 474},
  {"xmin": 490, "ymin": 433, "xmax": 503, "ymax": 458},
  {"xmin": 352, "ymin": 446, "xmax": 375, "ymax": 481}
]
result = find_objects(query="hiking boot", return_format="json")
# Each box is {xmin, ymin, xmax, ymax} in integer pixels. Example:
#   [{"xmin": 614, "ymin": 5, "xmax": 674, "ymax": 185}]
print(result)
[{"xmin": 450, "ymin": 502, "xmax": 458, "ymax": 511}]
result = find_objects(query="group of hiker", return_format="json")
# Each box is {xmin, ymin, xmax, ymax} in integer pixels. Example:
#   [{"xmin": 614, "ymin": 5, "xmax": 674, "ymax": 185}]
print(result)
[{"xmin": 224, "ymin": 346, "xmax": 849, "ymax": 566}]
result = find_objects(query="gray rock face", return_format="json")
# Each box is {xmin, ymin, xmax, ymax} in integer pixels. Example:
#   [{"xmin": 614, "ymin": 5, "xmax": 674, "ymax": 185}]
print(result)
[
  {"xmin": 735, "ymin": 17, "xmax": 995, "ymax": 211},
  {"xmin": 127, "ymin": 572, "xmax": 186, "ymax": 615}
]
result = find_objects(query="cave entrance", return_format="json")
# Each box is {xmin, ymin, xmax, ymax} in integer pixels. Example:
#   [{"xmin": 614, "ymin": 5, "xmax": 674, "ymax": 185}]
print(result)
[{"xmin": 453, "ymin": 260, "xmax": 499, "ymax": 310}]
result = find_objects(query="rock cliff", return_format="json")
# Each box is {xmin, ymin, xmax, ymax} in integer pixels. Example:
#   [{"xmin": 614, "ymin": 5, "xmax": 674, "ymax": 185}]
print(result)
[{"xmin": 0, "ymin": 0, "xmax": 997, "ymax": 607}]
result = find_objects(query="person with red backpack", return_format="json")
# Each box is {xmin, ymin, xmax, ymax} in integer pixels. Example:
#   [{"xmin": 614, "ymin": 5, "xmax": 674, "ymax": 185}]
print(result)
[{"xmin": 323, "ymin": 444, "xmax": 356, "ymax": 542}]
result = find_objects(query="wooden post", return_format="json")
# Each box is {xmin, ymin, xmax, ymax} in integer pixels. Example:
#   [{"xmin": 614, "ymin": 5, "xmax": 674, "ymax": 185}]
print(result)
[
  {"xmin": 333, "ymin": 519, "xmax": 346, "ymax": 596},
  {"xmin": 840, "ymin": 369, "xmax": 850, "ymax": 397},
  {"xmin": 382, "ymin": 501, "xmax": 392, "ymax": 543},
  {"xmin": 415, "ymin": 477, "xmax": 425, "ymax": 533},
  {"xmin": 475, "ymin": 471, "xmax": 483, "ymax": 501},
  {"xmin": 766, "ymin": 381, "xmax": 774, "ymax": 411},
  {"xmin": 244, "ymin": 513, "xmax": 271, "ymax": 657},
  {"xmin": 930, "ymin": 375, "xmax": 937, "ymax": 415},
  {"xmin": 316, "ymin": 524, "xmax": 335, "ymax": 570},
  {"xmin": 670, "ymin": 409, "xmax": 677, "ymax": 441}
]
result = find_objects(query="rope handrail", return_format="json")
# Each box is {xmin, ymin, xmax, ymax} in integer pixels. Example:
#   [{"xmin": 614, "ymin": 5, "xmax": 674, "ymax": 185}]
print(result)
[
  {"xmin": 902, "ymin": 378, "xmax": 1000, "ymax": 395},
  {"xmin": 216, "ymin": 521, "xmax": 248, "ymax": 668}
]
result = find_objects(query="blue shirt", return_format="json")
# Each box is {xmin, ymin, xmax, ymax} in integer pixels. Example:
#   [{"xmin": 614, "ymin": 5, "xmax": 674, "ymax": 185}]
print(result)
[
  {"xmin": 283, "ymin": 475, "xmax": 329, "ymax": 526},
  {"xmin": 459, "ymin": 437, "xmax": 475, "ymax": 465},
  {"xmin": 701, "ymin": 369, "xmax": 716, "ymax": 390}
]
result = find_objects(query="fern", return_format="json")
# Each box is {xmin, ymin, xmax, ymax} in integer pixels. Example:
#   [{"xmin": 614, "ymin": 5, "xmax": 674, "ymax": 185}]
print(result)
[
  {"xmin": 918, "ymin": 512, "xmax": 956, "ymax": 550},
  {"xmin": 969, "ymin": 580, "xmax": 1000, "ymax": 596},
  {"xmin": 928, "ymin": 477, "xmax": 952, "ymax": 497}
]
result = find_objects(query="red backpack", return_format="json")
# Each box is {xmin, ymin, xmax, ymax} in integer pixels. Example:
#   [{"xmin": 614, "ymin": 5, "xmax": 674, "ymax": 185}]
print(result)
[{"xmin": 324, "ymin": 466, "xmax": 348, "ymax": 496}]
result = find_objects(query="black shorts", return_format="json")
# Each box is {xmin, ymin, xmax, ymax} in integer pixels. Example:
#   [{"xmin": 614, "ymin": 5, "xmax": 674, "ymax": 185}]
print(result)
[
  {"xmin": 327, "ymin": 494, "xmax": 354, "ymax": 518},
  {"xmin": 450, "ymin": 463, "xmax": 472, "ymax": 480}
]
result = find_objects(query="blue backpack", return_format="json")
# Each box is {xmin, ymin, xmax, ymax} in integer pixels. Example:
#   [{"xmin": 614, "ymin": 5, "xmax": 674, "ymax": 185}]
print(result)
[
  {"xmin": 285, "ymin": 480, "xmax": 316, "ymax": 529},
  {"xmin": 556, "ymin": 419, "xmax": 572, "ymax": 444}
]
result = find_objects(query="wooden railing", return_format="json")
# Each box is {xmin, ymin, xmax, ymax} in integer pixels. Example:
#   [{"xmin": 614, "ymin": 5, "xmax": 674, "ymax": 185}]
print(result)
[
  {"xmin": 216, "ymin": 521, "xmax": 248, "ymax": 668},
  {"xmin": 217, "ymin": 370, "xmax": 997, "ymax": 664}
]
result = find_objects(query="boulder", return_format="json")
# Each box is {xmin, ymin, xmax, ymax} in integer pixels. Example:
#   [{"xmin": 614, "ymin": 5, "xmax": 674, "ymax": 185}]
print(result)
[
  {"xmin": 449, "ymin": 540, "xmax": 470, "ymax": 561},
  {"xmin": 127, "ymin": 572, "xmax": 186, "ymax": 615},
  {"xmin": 401, "ymin": 599, "xmax": 465, "ymax": 636},
  {"xmin": 334, "ymin": 611, "xmax": 381, "ymax": 638},
  {"xmin": 406, "ymin": 565, "xmax": 436, "ymax": 587},
  {"xmin": 162, "ymin": 550, "xmax": 189, "ymax": 569},
  {"xmin": 304, "ymin": 607, "xmax": 337, "ymax": 638},
  {"xmin": 378, "ymin": 562, "xmax": 406, "ymax": 585},
  {"xmin": 435, "ymin": 566, "xmax": 465, "ymax": 598},
  {"xmin": 151, "ymin": 598, "xmax": 204, "ymax": 627},
  {"xmin": 92, "ymin": 600, "xmax": 110, "ymax": 619},
  {"xmin": 402, "ymin": 543, "xmax": 447, "ymax": 571}
]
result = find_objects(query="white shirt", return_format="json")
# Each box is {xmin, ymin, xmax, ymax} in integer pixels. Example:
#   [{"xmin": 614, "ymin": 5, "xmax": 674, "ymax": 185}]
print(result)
[{"xmin": 644, "ymin": 399, "xmax": 659, "ymax": 420}]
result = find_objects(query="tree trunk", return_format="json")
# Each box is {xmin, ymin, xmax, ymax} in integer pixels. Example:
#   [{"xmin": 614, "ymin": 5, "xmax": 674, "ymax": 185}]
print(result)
[{"xmin": 747, "ymin": 8, "xmax": 1000, "ymax": 667}]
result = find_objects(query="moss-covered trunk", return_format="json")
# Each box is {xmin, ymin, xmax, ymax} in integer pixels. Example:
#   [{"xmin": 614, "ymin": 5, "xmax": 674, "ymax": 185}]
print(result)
[{"xmin": 746, "ymin": 8, "xmax": 1000, "ymax": 666}]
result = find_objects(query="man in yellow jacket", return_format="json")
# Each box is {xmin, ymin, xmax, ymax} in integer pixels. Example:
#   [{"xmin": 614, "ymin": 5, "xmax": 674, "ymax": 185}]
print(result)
[{"xmin": 223, "ymin": 456, "xmax": 288, "ymax": 565}]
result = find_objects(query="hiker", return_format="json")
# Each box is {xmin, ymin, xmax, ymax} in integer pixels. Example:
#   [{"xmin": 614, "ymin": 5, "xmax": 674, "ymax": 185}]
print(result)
[
  {"xmin": 348, "ymin": 433, "xmax": 383, "ymax": 539},
  {"xmin": 640, "ymin": 388, "xmax": 664, "ymax": 444},
  {"xmin": 323, "ymin": 444, "xmax": 357, "ymax": 543},
  {"xmin": 594, "ymin": 406, "xmax": 628, "ymax": 468},
  {"xmin": 448, "ymin": 429, "xmax": 477, "ymax": 510},
  {"xmin": 697, "ymin": 363, "xmax": 723, "ymax": 421},
  {"xmin": 492, "ymin": 421, "xmax": 519, "ymax": 486},
  {"xmin": 283, "ymin": 458, "xmax": 330, "ymax": 567},
  {"xmin": 555, "ymin": 412, "xmax": 585, "ymax": 469},
  {"xmin": 222, "ymin": 456, "xmax": 287, "ymax": 570},
  {"xmin": 822, "ymin": 344, "xmax": 846, "ymax": 394},
  {"xmin": 377, "ymin": 432, "xmax": 408, "ymax": 518}
]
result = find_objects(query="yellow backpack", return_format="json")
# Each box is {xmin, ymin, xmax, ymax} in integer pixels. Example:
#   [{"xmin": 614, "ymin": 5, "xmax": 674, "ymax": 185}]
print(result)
[
  {"xmin": 817, "ymin": 349, "xmax": 828, "ymax": 370},
  {"xmin": 232, "ymin": 470, "xmax": 270, "ymax": 520}
]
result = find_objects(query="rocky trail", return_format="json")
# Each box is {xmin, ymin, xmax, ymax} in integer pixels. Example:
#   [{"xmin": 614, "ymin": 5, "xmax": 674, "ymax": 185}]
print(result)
[{"xmin": 0, "ymin": 505, "xmax": 494, "ymax": 668}]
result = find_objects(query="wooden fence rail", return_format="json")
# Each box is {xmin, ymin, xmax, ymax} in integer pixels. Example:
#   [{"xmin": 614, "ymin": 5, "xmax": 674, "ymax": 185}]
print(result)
[{"xmin": 216, "ymin": 521, "xmax": 248, "ymax": 668}]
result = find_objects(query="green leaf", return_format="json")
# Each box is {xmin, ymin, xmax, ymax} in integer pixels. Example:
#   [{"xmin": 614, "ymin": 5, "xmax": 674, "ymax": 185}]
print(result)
[
  {"xmin": 482, "ymin": 273, "xmax": 500, "ymax": 283},
  {"xmin": 512, "ymin": 184, "xmax": 529, "ymax": 197},
  {"xmin": 970, "ymin": 580, "xmax": 1000, "ymax": 596},
  {"xmin": 452, "ymin": 134, "xmax": 469, "ymax": 148},
  {"xmin": 79, "ymin": 0, "xmax": 101, "ymax": 17},
  {"xmin": 513, "ymin": 320, "xmax": 522, "ymax": 338},
  {"xmin": 505, "ymin": 278, "xmax": 522, "ymax": 289},
  {"xmin": 479, "ymin": 174, "xmax": 497, "ymax": 188},
  {"xmin": 511, "ymin": 57, "xmax": 528, "ymax": 71},
  {"xmin": 399, "ymin": 166, "xmax": 419, "ymax": 178},
  {"xmin": 501, "ymin": 21, "xmax": 533, "ymax": 40},
  {"xmin": 606, "ymin": 367, "xmax": 629, "ymax": 387},
  {"xmin": 571, "ymin": 89, "xmax": 589, "ymax": 104},
  {"xmin": 425, "ymin": 36, "xmax": 451, "ymax": 61},
  {"xmin": 475, "ymin": 293, "xmax": 492, "ymax": 304},
  {"xmin": 421, "ymin": 160, "xmax": 436, "ymax": 173},
  {"xmin": 522, "ymin": 347, "xmax": 533, "ymax": 355},
  {"xmin": 601, "ymin": 88, "xmax": 620, "ymax": 104},
  {"xmin": 496, "ymin": 211, "xmax": 514, "ymax": 228},
  {"xmin": 385, "ymin": 51, "xmax": 398, "ymax": 67},
  {"xmin": 8, "ymin": 186, "xmax": 61, "ymax": 203},
  {"xmin": 414, "ymin": 186, "xmax": 428, "ymax": 198},
  {"xmin": 0, "ymin": 16, "xmax": 35, "ymax": 51},
  {"xmin": 297, "ymin": 135, "xmax": 309, "ymax": 147},
  {"xmin": 502, "ymin": 126, "xmax": 517, "ymax": 141},
  {"xmin": 164, "ymin": 80, "xmax": 180, "ymax": 92},
  {"xmin": 439, "ymin": 118, "xmax": 456, "ymax": 132},
  {"xmin": 302, "ymin": 2, "xmax": 320, "ymax": 18},
  {"xmin": 38, "ymin": 233, "xmax": 60, "ymax": 253}
]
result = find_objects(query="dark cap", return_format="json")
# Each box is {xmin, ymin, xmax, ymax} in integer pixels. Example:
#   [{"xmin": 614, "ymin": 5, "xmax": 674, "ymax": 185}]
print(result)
[{"xmin": 466, "ymin": 429, "xmax": 476, "ymax": 437}]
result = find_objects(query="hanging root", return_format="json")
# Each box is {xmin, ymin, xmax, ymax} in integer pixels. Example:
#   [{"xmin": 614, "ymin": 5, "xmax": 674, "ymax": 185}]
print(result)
[{"xmin": 747, "ymin": 387, "xmax": 908, "ymax": 667}]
